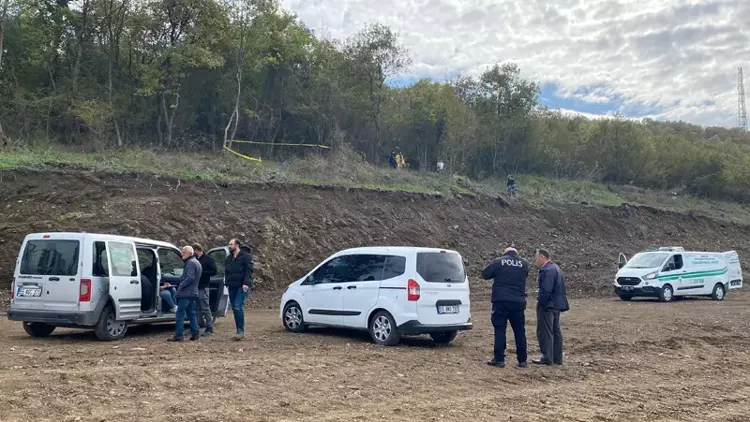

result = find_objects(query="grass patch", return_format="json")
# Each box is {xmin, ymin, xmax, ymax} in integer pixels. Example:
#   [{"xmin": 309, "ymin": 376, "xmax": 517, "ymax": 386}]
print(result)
[{"xmin": 2, "ymin": 146, "xmax": 750, "ymax": 224}]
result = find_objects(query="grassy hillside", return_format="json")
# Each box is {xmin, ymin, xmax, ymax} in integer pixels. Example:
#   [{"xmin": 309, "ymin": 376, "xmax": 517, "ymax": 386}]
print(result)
[{"xmin": 2, "ymin": 147, "xmax": 750, "ymax": 225}]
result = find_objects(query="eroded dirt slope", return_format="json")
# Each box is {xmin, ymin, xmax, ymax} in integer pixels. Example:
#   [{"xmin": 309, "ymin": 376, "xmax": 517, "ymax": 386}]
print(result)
[{"xmin": 1, "ymin": 169, "xmax": 749, "ymax": 298}]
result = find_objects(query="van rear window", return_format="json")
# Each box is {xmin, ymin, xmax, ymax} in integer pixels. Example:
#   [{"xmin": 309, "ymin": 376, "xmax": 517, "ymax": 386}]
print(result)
[
  {"xmin": 416, "ymin": 252, "xmax": 465, "ymax": 283},
  {"xmin": 20, "ymin": 240, "xmax": 80, "ymax": 276}
]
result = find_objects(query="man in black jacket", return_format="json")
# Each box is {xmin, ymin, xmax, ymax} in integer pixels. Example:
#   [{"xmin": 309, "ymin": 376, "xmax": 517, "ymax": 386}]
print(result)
[
  {"xmin": 482, "ymin": 247, "xmax": 530, "ymax": 368},
  {"xmin": 533, "ymin": 248, "xmax": 570, "ymax": 365},
  {"xmin": 194, "ymin": 244, "xmax": 217, "ymax": 336},
  {"xmin": 224, "ymin": 238, "xmax": 254, "ymax": 341}
]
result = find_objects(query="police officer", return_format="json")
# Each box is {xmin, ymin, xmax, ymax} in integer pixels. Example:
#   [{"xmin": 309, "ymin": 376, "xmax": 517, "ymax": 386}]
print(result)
[{"xmin": 482, "ymin": 247, "xmax": 530, "ymax": 368}]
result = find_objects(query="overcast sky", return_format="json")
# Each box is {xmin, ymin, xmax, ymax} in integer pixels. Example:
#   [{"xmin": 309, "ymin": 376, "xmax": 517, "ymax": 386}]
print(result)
[{"xmin": 281, "ymin": 0, "xmax": 749, "ymax": 127}]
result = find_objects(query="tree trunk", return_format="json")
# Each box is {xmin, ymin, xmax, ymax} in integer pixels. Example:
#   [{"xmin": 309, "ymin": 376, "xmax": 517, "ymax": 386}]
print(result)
[
  {"xmin": 72, "ymin": 0, "xmax": 91, "ymax": 94},
  {"xmin": 160, "ymin": 92, "xmax": 178, "ymax": 146},
  {"xmin": 0, "ymin": 0, "xmax": 8, "ymax": 71}
]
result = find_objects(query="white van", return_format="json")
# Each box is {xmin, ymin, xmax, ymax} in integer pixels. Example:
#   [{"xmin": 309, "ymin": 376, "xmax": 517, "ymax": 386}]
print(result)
[
  {"xmin": 279, "ymin": 247, "xmax": 472, "ymax": 346},
  {"xmin": 9, "ymin": 233, "xmax": 229, "ymax": 341},
  {"xmin": 614, "ymin": 247, "xmax": 743, "ymax": 302}
]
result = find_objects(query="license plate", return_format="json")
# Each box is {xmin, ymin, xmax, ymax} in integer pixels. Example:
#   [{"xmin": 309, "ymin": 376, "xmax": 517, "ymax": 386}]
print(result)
[
  {"xmin": 437, "ymin": 305, "xmax": 459, "ymax": 314},
  {"xmin": 620, "ymin": 286, "xmax": 634, "ymax": 291},
  {"xmin": 17, "ymin": 287, "xmax": 42, "ymax": 297}
]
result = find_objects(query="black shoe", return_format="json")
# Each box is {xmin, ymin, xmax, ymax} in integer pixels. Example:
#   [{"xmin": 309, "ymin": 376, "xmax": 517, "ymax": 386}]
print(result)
[
  {"xmin": 517, "ymin": 362, "xmax": 528, "ymax": 368},
  {"xmin": 201, "ymin": 330, "xmax": 214, "ymax": 337},
  {"xmin": 189, "ymin": 334, "xmax": 200, "ymax": 341},
  {"xmin": 167, "ymin": 336, "xmax": 184, "ymax": 342},
  {"xmin": 553, "ymin": 361, "xmax": 563, "ymax": 366},
  {"xmin": 487, "ymin": 359, "xmax": 506, "ymax": 368},
  {"xmin": 532, "ymin": 359, "xmax": 552, "ymax": 365}
]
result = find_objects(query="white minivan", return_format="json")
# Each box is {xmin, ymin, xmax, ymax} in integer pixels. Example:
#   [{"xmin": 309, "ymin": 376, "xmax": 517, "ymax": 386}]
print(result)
[
  {"xmin": 8, "ymin": 233, "xmax": 229, "ymax": 341},
  {"xmin": 279, "ymin": 247, "xmax": 473, "ymax": 346},
  {"xmin": 615, "ymin": 247, "xmax": 743, "ymax": 302}
]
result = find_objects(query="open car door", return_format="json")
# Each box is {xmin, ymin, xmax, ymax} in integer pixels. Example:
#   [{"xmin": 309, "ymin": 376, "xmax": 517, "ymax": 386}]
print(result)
[
  {"xmin": 207, "ymin": 247, "xmax": 230, "ymax": 318},
  {"xmin": 618, "ymin": 253, "xmax": 628, "ymax": 269},
  {"xmin": 107, "ymin": 240, "xmax": 142, "ymax": 320}
]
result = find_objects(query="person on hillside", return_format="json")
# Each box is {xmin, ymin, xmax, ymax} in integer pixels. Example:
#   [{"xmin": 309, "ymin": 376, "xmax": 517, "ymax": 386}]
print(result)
[
  {"xmin": 507, "ymin": 175, "xmax": 516, "ymax": 196},
  {"xmin": 396, "ymin": 153, "xmax": 404, "ymax": 169},
  {"xmin": 224, "ymin": 238, "xmax": 254, "ymax": 341},
  {"xmin": 437, "ymin": 160, "xmax": 445, "ymax": 173},
  {"xmin": 482, "ymin": 247, "xmax": 531, "ymax": 368},
  {"xmin": 193, "ymin": 243, "xmax": 217, "ymax": 337},
  {"xmin": 533, "ymin": 248, "xmax": 569, "ymax": 365},
  {"xmin": 168, "ymin": 246, "xmax": 203, "ymax": 342},
  {"xmin": 389, "ymin": 152, "xmax": 398, "ymax": 169}
]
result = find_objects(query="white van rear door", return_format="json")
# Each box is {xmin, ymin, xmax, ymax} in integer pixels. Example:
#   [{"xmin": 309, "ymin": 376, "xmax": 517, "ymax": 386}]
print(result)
[
  {"xmin": 724, "ymin": 251, "xmax": 743, "ymax": 290},
  {"xmin": 106, "ymin": 240, "xmax": 142, "ymax": 320},
  {"xmin": 15, "ymin": 238, "xmax": 81, "ymax": 312},
  {"xmin": 414, "ymin": 251, "xmax": 470, "ymax": 326}
]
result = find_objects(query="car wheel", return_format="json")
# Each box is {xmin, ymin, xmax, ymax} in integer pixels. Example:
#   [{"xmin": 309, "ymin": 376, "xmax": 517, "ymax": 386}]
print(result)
[
  {"xmin": 619, "ymin": 295, "xmax": 633, "ymax": 301},
  {"xmin": 282, "ymin": 302, "xmax": 306, "ymax": 333},
  {"xmin": 22, "ymin": 322, "xmax": 56, "ymax": 338},
  {"xmin": 430, "ymin": 331, "xmax": 458, "ymax": 345},
  {"xmin": 711, "ymin": 283, "xmax": 726, "ymax": 301},
  {"xmin": 369, "ymin": 311, "xmax": 401, "ymax": 346},
  {"xmin": 94, "ymin": 305, "xmax": 128, "ymax": 341},
  {"xmin": 658, "ymin": 284, "xmax": 674, "ymax": 303}
]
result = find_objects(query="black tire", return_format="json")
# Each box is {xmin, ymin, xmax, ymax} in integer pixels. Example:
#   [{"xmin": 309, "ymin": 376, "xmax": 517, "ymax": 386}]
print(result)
[
  {"xmin": 711, "ymin": 283, "xmax": 726, "ymax": 301},
  {"xmin": 369, "ymin": 311, "xmax": 401, "ymax": 346},
  {"xmin": 430, "ymin": 331, "xmax": 458, "ymax": 344},
  {"xmin": 619, "ymin": 295, "xmax": 633, "ymax": 301},
  {"xmin": 22, "ymin": 322, "xmax": 56, "ymax": 338},
  {"xmin": 658, "ymin": 284, "xmax": 674, "ymax": 303},
  {"xmin": 282, "ymin": 302, "xmax": 306, "ymax": 333},
  {"xmin": 94, "ymin": 305, "xmax": 128, "ymax": 341}
]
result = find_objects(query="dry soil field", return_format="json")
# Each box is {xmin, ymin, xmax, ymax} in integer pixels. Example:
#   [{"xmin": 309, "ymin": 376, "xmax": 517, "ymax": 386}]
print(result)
[{"xmin": 1, "ymin": 293, "xmax": 749, "ymax": 422}]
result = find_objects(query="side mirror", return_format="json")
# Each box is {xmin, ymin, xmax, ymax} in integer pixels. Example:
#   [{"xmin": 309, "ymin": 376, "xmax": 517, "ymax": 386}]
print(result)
[{"xmin": 617, "ymin": 253, "xmax": 628, "ymax": 269}]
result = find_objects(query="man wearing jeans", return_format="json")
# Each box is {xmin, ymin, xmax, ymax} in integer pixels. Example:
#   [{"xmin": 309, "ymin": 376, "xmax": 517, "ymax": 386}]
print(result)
[
  {"xmin": 532, "ymin": 249, "xmax": 569, "ymax": 365},
  {"xmin": 193, "ymin": 244, "xmax": 217, "ymax": 336},
  {"xmin": 224, "ymin": 239, "xmax": 253, "ymax": 341},
  {"xmin": 168, "ymin": 246, "xmax": 203, "ymax": 342}
]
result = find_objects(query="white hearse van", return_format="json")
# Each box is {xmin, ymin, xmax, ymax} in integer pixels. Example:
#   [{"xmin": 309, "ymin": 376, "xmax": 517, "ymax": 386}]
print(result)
[
  {"xmin": 280, "ymin": 247, "xmax": 472, "ymax": 346},
  {"xmin": 614, "ymin": 247, "xmax": 743, "ymax": 302},
  {"xmin": 9, "ymin": 233, "xmax": 229, "ymax": 341}
]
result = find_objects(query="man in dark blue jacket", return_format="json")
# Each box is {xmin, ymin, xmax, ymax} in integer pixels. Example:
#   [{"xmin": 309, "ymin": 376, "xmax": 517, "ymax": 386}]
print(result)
[
  {"xmin": 533, "ymin": 248, "xmax": 569, "ymax": 365},
  {"xmin": 168, "ymin": 246, "xmax": 203, "ymax": 342},
  {"xmin": 482, "ymin": 247, "xmax": 530, "ymax": 368},
  {"xmin": 224, "ymin": 239, "xmax": 254, "ymax": 341}
]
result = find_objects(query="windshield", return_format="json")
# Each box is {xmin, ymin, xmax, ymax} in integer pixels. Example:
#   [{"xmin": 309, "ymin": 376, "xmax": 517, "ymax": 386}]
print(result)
[{"xmin": 624, "ymin": 252, "xmax": 669, "ymax": 269}]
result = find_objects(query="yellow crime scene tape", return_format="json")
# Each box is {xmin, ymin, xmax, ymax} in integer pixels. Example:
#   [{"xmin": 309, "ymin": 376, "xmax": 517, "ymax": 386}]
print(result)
[
  {"xmin": 232, "ymin": 140, "xmax": 331, "ymax": 149},
  {"xmin": 223, "ymin": 140, "xmax": 331, "ymax": 163},
  {"xmin": 223, "ymin": 145, "xmax": 263, "ymax": 163}
]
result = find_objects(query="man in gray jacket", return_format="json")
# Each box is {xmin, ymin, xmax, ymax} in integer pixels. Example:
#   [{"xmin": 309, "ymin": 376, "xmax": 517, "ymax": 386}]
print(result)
[
  {"xmin": 532, "ymin": 248, "xmax": 569, "ymax": 365},
  {"xmin": 168, "ymin": 246, "xmax": 203, "ymax": 342}
]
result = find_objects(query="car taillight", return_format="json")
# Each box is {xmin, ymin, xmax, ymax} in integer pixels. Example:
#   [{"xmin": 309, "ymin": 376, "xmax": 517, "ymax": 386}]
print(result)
[
  {"xmin": 79, "ymin": 279, "xmax": 92, "ymax": 302},
  {"xmin": 407, "ymin": 279, "xmax": 420, "ymax": 301},
  {"xmin": 9, "ymin": 278, "xmax": 14, "ymax": 302}
]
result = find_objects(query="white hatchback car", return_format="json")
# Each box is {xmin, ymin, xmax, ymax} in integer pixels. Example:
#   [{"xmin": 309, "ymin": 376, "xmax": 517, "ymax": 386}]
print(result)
[{"xmin": 279, "ymin": 247, "xmax": 472, "ymax": 345}]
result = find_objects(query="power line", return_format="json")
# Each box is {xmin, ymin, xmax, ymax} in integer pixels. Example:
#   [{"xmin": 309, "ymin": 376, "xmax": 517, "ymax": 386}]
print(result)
[{"xmin": 739, "ymin": 67, "xmax": 747, "ymax": 131}]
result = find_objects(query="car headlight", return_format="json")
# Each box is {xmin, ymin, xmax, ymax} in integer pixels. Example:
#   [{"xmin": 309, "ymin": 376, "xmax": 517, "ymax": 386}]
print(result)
[{"xmin": 643, "ymin": 272, "xmax": 658, "ymax": 280}]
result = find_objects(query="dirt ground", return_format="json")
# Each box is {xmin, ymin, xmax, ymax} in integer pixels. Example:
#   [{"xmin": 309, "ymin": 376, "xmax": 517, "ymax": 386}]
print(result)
[{"xmin": 1, "ymin": 292, "xmax": 749, "ymax": 422}]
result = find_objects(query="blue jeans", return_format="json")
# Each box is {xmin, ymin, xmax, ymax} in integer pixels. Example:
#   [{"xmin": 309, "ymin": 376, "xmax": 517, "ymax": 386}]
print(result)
[
  {"xmin": 174, "ymin": 297, "xmax": 199, "ymax": 338},
  {"xmin": 160, "ymin": 287, "xmax": 176, "ymax": 310},
  {"xmin": 228, "ymin": 286, "xmax": 248, "ymax": 333}
]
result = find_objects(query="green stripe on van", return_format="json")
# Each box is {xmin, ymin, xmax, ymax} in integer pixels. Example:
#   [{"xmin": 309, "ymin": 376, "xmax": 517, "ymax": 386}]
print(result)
[{"xmin": 657, "ymin": 268, "xmax": 728, "ymax": 282}]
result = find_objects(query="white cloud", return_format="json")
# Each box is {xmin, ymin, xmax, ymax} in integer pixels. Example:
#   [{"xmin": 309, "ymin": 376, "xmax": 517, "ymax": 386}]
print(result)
[{"xmin": 281, "ymin": 0, "xmax": 750, "ymax": 128}]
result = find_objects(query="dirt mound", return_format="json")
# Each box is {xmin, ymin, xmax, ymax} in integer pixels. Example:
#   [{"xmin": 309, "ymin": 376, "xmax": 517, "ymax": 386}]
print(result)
[{"xmin": 1, "ymin": 169, "xmax": 749, "ymax": 298}]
